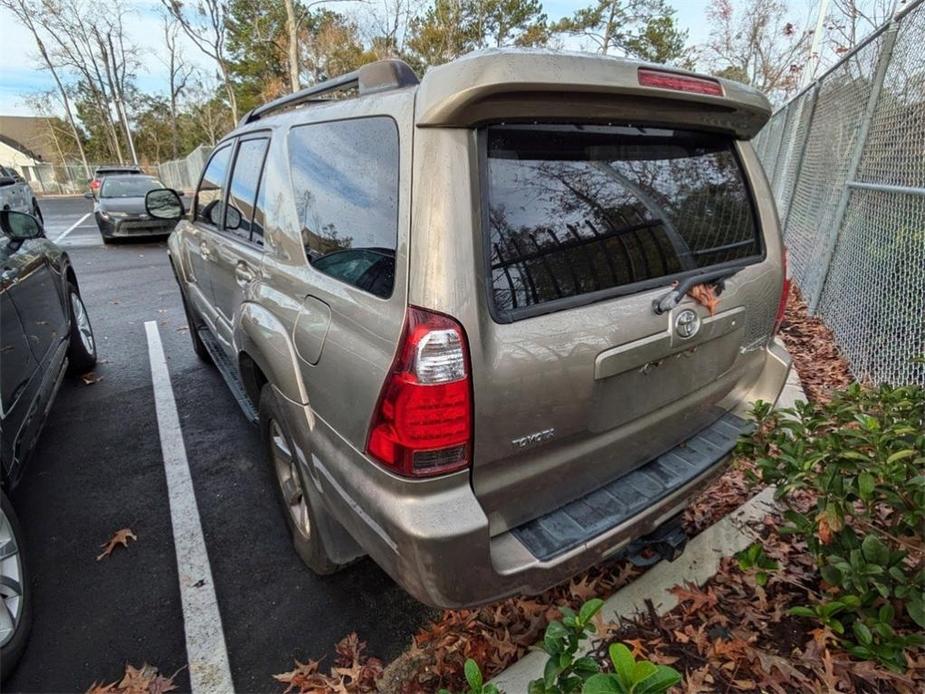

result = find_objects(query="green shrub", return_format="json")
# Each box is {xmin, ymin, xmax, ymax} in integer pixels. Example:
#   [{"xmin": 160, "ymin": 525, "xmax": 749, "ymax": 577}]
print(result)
[
  {"xmin": 741, "ymin": 383, "xmax": 925, "ymax": 670},
  {"xmin": 438, "ymin": 658, "xmax": 500, "ymax": 694},
  {"xmin": 526, "ymin": 599, "xmax": 681, "ymax": 694},
  {"xmin": 582, "ymin": 644, "xmax": 681, "ymax": 693}
]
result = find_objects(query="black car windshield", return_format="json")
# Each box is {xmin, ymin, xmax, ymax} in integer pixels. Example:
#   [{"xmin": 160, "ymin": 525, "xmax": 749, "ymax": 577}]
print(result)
[{"xmin": 100, "ymin": 178, "xmax": 164, "ymax": 198}]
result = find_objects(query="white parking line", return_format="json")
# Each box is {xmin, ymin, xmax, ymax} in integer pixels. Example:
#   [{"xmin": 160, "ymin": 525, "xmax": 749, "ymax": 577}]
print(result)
[
  {"xmin": 144, "ymin": 321, "xmax": 235, "ymax": 694},
  {"xmin": 54, "ymin": 212, "xmax": 91, "ymax": 242}
]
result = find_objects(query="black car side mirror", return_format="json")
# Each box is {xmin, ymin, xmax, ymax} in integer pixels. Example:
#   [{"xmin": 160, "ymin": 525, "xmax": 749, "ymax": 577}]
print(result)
[
  {"xmin": 0, "ymin": 210, "xmax": 44, "ymax": 240},
  {"xmin": 83, "ymin": 191, "xmax": 94, "ymax": 199},
  {"xmin": 146, "ymin": 188, "xmax": 184, "ymax": 220}
]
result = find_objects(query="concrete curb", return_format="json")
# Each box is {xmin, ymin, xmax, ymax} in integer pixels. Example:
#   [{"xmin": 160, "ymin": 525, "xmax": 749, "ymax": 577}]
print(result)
[
  {"xmin": 490, "ymin": 372, "xmax": 806, "ymax": 691},
  {"xmin": 490, "ymin": 487, "xmax": 778, "ymax": 691}
]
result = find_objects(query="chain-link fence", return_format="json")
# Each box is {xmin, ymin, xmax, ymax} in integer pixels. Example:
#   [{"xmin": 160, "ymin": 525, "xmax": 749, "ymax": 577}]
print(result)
[
  {"xmin": 754, "ymin": 0, "xmax": 925, "ymax": 387},
  {"xmin": 156, "ymin": 144, "xmax": 212, "ymax": 192}
]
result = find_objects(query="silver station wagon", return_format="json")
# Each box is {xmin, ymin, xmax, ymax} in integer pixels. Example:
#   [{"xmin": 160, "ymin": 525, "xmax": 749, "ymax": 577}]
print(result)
[{"xmin": 146, "ymin": 50, "xmax": 792, "ymax": 608}]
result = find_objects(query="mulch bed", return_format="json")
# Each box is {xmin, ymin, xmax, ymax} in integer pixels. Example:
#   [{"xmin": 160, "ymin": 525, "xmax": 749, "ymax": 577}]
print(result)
[
  {"xmin": 590, "ymin": 512, "xmax": 925, "ymax": 693},
  {"xmin": 274, "ymin": 289, "xmax": 870, "ymax": 693}
]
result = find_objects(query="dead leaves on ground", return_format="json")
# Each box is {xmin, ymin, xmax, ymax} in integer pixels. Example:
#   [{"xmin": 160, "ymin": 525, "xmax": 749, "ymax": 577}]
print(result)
[
  {"xmin": 777, "ymin": 286, "xmax": 854, "ymax": 403},
  {"xmin": 97, "ymin": 527, "xmax": 137, "ymax": 560},
  {"xmin": 81, "ymin": 371, "xmax": 103, "ymax": 385},
  {"xmin": 592, "ymin": 517, "xmax": 925, "ymax": 694},
  {"xmin": 85, "ymin": 663, "xmax": 180, "ymax": 694},
  {"xmin": 274, "ymin": 633, "xmax": 382, "ymax": 693}
]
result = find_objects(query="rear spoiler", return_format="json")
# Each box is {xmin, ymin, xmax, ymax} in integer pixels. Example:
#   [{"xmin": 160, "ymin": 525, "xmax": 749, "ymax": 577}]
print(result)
[{"xmin": 415, "ymin": 50, "xmax": 771, "ymax": 140}]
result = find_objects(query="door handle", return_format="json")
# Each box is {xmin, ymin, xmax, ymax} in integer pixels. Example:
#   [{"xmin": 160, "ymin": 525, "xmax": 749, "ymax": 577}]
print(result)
[
  {"xmin": 199, "ymin": 241, "xmax": 212, "ymax": 261},
  {"xmin": 234, "ymin": 261, "xmax": 256, "ymax": 286}
]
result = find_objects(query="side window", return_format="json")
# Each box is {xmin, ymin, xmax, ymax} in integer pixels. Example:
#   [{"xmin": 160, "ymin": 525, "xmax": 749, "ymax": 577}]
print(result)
[
  {"xmin": 224, "ymin": 137, "xmax": 269, "ymax": 243},
  {"xmin": 288, "ymin": 117, "xmax": 399, "ymax": 298},
  {"xmin": 194, "ymin": 145, "xmax": 232, "ymax": 228}
]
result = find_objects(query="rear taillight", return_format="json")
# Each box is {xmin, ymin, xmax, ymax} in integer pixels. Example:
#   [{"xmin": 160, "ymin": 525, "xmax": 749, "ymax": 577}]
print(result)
[
  {"xmin": 366, "ymin": 306, "xmax": 472, "ymax": 478},
  {"xmin": 638, "ymin": 68, "xmax": 724, "ymax": 97},
  {"xmin": 773, "ymin": 248, "xmax": 791, "ymax": 334}
]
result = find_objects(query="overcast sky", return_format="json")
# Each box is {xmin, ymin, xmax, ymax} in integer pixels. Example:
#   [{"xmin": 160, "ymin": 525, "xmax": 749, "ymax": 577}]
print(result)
[{"xmin": 0, "ymin": 0, "xmax": 817, "ymax": 117}]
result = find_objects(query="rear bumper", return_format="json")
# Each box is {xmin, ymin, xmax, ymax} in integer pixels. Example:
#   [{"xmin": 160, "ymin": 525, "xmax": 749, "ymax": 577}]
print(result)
[{"xmin": 281, "ymin": 339, "xmax": 791, "ymax": 608}]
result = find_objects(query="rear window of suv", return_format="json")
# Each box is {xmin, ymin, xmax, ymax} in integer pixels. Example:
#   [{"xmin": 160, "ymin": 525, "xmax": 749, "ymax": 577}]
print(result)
[{"xmin": 482, "ymin": 125, "xmax": 762, "ymax": 320}]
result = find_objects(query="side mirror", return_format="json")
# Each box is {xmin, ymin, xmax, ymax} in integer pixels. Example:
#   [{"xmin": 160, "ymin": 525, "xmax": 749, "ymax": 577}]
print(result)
[
  {"xmin": 83, "ymin": 191, "xmax": 94, "ymax": 199},
  {"xmin": 145, "ymin": 188, "xmax": 183, "ymax": 220},
  {"xmin": 0, "ymin": 210, "xmax": 44, "ymax": 240},
  {"xmin": 224, "ymin": 205, "xmax": 242, "ymax": 230},
  {"xmin": 0, "ymin": 176, "xmax": 15, "ymax": 187}
]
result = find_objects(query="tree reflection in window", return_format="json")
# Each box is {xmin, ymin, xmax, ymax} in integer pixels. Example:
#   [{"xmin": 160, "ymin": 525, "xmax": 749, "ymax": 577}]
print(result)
[
  {"xmin": 289, "ymin": 118, "xmax": 398, "ymax": 298},
  {"xmin": 485, "ymin": 126, "xmax": 759, "ymax": 314}
]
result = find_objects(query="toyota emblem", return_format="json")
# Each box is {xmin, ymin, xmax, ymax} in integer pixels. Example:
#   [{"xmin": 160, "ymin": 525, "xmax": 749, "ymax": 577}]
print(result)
[{"xmin": 675, "ymin": 308, "xmax": 701, "ymax": 339}]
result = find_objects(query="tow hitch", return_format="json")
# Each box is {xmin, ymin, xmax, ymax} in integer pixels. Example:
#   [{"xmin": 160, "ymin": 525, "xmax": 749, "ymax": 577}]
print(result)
[{"xmin": 623, "ymin": 515, "xmax": 689, "ymax": 568}]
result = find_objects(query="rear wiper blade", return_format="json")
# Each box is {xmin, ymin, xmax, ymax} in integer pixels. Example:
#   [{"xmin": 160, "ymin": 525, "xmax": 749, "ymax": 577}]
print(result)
[{"xmin": 652, "ymin": 265, "xmax": 745, "ymax": 315}]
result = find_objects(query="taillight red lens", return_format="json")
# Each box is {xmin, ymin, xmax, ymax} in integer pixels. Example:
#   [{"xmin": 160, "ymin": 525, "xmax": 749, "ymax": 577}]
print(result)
[
  {"xmin": 773, "ymin": 248, "xmax": 791, "ymax": 334},
  {"xmin": 367, "ymin": 306, "xmax": 472, "ymax": 477},
  {"xmin": 638, "ymin": 68, "xmax": 724, "ymax": 97}
]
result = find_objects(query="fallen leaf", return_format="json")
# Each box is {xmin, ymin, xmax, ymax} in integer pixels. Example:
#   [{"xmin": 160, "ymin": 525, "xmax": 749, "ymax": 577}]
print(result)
[
  {"xmin": 687, "ymin": 283, "xmax": 719, "ymax": 316},
  {"xmin": 84, "ymin": 663, "xmax": 179, "ymax": 694},
  {"xmin": 81, "ymin": 372, "xmax": 102, "ymax": 385},
  {"xmin": 97, "ymin": 528, "xmax": 137, "ymax": 561}
]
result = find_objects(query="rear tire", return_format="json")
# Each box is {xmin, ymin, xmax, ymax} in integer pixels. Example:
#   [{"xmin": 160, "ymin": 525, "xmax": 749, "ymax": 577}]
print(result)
[
  {"xmin": 0, "ymin": 492, "xmax": 32, "ymax": 682},
  {"xmin": 259, "ymin": 384, "xmax": 341, "ymax": 575},
  {"xmin": 65, "ymin": 283, "xmax": 97, "ymax": 374}
]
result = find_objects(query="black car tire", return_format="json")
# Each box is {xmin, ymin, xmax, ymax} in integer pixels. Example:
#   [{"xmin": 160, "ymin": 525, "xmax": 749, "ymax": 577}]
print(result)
[
  {"xmin": 30, "ymin": 200, "xmax": 42, "ymax": 224},
  {"xmin": 65, "ymin": 283, "xmax": 97, "ymax": 374},
  {"xmin": 100, "ymin": 234, "xmax": 115, "ymax": 245},
  {"xmin": 0, "ymin": 491, "xmax": 32, "ymax": 682},
  {"xmin": 259, "ymin": 384, "xmax": 341, "ymax": 575},
  {"xmin": 178, "ymin": 285, "xmax": 211, "ymax": 364}
]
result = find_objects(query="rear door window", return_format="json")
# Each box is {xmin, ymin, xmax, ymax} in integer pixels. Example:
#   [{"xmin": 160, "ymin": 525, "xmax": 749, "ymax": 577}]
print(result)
[
  {"xmin": 224, "ymin": 136, "xmax": 270, "ymax": 244},
  {"xmin": 288, "ymin": 117, "xmax": 399, "ymax": 298},
  {"xmin": 483, "ymin": 125, "xmax": 761, "ymax": 320}
]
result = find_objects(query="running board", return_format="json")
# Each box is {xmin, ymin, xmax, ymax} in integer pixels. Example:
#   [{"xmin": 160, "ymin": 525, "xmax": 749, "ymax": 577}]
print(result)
[
  {"xmin": 511, "ymin": 412, "xmax": 752, "ymax": 561},
  {"xmin": 196, "ymin": 327, "xmax": 258, "ymax": 425}
]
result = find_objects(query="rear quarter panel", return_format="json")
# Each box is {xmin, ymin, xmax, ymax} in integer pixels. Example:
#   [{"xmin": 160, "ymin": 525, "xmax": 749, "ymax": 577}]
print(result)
[{"xmin": 253, "ymin": 90, "xmax": 415, "ymax": 456}]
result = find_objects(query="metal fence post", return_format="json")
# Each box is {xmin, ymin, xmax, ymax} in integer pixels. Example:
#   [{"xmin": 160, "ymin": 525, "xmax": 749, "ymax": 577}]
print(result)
[{"xmin": 807, "ymin": 21, "xmax": 900, "ymax": 312}]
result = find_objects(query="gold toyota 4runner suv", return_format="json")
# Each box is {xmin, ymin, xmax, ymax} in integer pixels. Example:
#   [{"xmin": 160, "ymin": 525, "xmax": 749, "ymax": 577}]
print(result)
[{"xmin": 145, "ymin": 50, "xmax": 792, "ymax": 608}]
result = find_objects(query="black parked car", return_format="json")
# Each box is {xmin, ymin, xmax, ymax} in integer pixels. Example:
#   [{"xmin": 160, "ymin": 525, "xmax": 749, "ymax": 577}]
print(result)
[
  {"xmin": 0, "ymin": 210, "xmax": 97, "ymax": 679},
  {"xmin": 86, "ymin": 175, "xmax": 182, "ymax": 244}
]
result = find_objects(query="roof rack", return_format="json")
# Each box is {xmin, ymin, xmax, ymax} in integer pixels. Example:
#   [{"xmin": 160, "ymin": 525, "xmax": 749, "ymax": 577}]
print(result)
[{"xmin": 239, "ymin": 59, "xmax": 419, "ymax": 126}]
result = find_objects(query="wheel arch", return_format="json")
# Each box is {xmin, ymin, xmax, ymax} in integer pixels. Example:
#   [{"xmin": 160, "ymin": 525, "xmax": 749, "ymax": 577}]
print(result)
[{"xmin": 235, "ymin": 302, "xmax": 308, "ymax": 406}]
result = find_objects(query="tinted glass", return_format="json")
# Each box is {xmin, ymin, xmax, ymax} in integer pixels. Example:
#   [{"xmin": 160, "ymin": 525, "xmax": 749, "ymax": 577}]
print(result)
[
  {"xmin": 195, "ymin": 145, "xmax": 232, "ymax": 227},
  {"xmin": 225, "ymin": 138, "xmax": 269, "ymax": 242},
  {"xmin": 484, "ymin": 125, "xmax": 760, "ymax": 317},
  {"xmin": 100, "ymin": 177, "xmax": 164, "ymax": 198},
  {"xmin": 289, "ymin": 117, "xmax": 398, "ymax": 298}
]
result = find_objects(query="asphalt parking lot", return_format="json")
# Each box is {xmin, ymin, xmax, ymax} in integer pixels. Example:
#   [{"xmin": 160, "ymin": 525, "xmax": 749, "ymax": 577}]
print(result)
[{"xmin": 7, "ymin": 196, "xmax": 432, "ymax": 693}]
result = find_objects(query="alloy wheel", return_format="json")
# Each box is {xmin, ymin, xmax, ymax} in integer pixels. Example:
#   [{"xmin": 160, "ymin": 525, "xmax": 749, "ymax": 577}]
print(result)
[
  {"xmin": 269, "ymin": 420, "xmax": 311, "ymax": 540},
  {"xmin": 71, "ymin": 292, "xmax": 96, "ymax": 357},
  {"xmin": 0, "ymin": 507, "xmax": 23, "ymax": 648}
]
